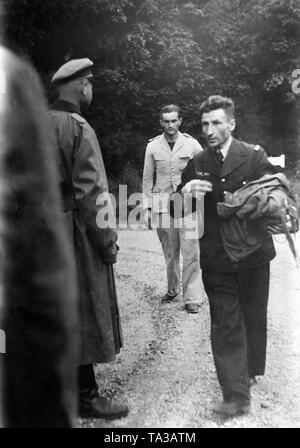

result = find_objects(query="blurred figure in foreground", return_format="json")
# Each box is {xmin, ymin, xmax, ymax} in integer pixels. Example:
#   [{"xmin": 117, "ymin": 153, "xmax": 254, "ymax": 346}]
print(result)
[
  {"xmin": 48, "ymin": 58, "xmax": 128, "ymax": 419},
  {"xmin": 0, "ymin": 46, "xmax": 78, "ymax": 427}
]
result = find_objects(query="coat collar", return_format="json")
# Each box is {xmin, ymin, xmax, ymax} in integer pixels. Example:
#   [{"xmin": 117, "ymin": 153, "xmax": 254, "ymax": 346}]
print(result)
[
  {"xmin": 159, "ymin": 131, "xmax": 187, "ymax": 154},
  {"xmin": 201, "ymin": 138, "xmax": 248, "ymax": 177},
  {"xmin": 50, "ymin": 99, "xmax": 82, "ymax": 115}
]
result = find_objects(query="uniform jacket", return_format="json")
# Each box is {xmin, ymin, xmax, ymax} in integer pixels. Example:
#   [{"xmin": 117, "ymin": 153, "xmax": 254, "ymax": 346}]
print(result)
[
  {"xmin": 0, "ymin": 48, "xmax": 77, "ymax": 427},
  {"xmin": 143, "ymin": 131, "xmax": 203, "ymax": 212},
  {"xmin": 180, "ymin": 138, "xmax": 277, "ymax": 272},
  {"xmin": 48, "ymin": 99, "xmax": 122, "ymax": 365}
]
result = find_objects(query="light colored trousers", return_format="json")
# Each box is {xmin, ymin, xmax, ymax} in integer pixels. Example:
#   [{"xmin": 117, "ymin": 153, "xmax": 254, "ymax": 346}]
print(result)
[{"xmin": 155, "ymin": 212, "xmax": 206, "ymax": 304}]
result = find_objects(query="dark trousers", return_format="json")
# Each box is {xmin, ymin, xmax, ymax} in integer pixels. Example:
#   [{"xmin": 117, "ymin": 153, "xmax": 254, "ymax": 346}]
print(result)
[
  {"xmin": 78, "ymin": 364, "xmax": 98, "ymax": 398},
  {"xmin": 202, "ymin": 264, "xmax": 270, "ymax": 402}
]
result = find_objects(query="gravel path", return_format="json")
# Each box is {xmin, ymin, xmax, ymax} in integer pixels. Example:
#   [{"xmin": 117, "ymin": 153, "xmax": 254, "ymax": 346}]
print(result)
[{"xmin": 79, "ymin": 229, "xmax": 300, "ymax": 428}]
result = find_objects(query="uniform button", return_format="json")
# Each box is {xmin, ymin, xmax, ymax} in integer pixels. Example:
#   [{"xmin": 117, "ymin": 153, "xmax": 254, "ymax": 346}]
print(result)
[{"xmin": 221, "ymin": 178, "xmax": 226, "ymax": 182}]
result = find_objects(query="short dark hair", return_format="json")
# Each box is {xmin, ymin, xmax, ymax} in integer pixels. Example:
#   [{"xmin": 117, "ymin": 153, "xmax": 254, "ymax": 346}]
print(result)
[
  {"xmin": 160, "ymin": 104, "xmax": 182, "ymax": 119},
  {"xmin": 199, "ymin": 95, "xmax": 235, "ymax": 119}
]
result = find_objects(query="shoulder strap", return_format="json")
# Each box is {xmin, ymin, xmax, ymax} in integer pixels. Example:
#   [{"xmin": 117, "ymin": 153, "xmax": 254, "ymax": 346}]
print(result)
[
  {"xmin": 148, "ymin": 135, "xmax": 160, "ymax": 142},
  {"xmin": 182, "ymin": 132, "xmax": 195, "ymax": 139},
  {"xmin": 71, "ymin": 113, "xmax": 86, "ymax": 124}
]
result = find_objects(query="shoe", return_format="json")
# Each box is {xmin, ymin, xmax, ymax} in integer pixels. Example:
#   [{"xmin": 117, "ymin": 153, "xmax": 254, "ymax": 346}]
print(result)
[
  {"xmin": 79, "ymin": 393, "xmax": 129, "ymax": 420},
  {"xmin": 185, "ymin": 303, "xmax": 201, "ymax": 313},
  {"xmin": 250, "ymin": 376, "xmax": 257, "ymax": 387},
  {"xmin": 161, "ymin": 293, "xmax": 178, "ymax": 303},
  {"xmin": 211, "ymin": 399, "xmax": 250, "ymax": 417}
]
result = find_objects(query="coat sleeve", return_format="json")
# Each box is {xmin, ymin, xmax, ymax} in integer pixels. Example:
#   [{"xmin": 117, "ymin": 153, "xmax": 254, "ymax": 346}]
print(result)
[
  {"xmin": 169, "ymin": 158, "xmax": 198, "ymax": 218},
  {"xmin": 180, "ymin": 157, "xmax": 198, "ymax": 190},
  {"xmin": 72, "ymin": 122, "xmax": 117, "ymax": 254},
  {"xmin": 142, "ymin": 144, "xmax": 155, "ymax": 210}
]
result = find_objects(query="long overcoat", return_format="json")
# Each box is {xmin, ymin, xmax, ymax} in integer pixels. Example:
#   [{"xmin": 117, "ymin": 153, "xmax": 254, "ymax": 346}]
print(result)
[{"xmin": 48, "ymin": 100, "xmax": 122, "ymax": 365}]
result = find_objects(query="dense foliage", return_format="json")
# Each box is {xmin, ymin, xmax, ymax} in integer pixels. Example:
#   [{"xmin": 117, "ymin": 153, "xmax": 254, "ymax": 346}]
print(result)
[{"xmin": 1, "ymin": 0, "xmax": 300, "ymax": 194}]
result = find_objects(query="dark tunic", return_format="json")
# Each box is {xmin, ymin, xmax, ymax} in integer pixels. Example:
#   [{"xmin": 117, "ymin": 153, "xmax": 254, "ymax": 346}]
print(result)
[{"xmin": 181, "ymin": 138, "xmax": 276, "ymax": 272}]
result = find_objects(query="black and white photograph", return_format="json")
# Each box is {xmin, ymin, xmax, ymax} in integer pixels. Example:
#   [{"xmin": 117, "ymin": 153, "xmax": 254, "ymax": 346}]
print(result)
[{"xmin": 0, "ymin": 0, "xmax": 299, "ymax": 431}]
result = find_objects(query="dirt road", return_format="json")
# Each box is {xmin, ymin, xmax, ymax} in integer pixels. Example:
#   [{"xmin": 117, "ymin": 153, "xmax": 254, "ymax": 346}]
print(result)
[{"xmin": 79, "ymin": 229, "xmax": 300, "ymax": 428}]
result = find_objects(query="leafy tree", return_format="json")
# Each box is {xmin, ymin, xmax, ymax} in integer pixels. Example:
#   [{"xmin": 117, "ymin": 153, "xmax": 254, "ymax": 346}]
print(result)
[{"xmin": 1, "ymin": 0, "xmax": 299, "ymax": 195}]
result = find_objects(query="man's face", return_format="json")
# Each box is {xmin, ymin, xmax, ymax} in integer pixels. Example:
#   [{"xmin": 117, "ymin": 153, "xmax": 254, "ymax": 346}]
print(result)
[
  {"xmin": 80, "ymin": 78, "xmax": 93, "ymax": 112},
  {"xmin": 201, "ymin": 108, "xmax": 235, "ymax": 149},
  {"xmin": 160, "ymin": 111, "xmax": 182, "ymax": 137}
]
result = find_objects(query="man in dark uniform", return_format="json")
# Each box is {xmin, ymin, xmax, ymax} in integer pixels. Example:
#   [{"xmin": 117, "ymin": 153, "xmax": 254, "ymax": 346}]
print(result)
[
  {"xmin": 178, "ymin": 95, "xmax": 276, "ymax": 417},
  {"xmin": 48, "ymin": 58, "xmax": 129, "ymax": 419}
]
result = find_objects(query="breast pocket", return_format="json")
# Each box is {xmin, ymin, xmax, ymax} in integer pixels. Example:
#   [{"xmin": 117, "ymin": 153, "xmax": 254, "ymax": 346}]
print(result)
[
  {"xmin": 153, "ymin": 154, "xmax": 170, "ymax": 186},
  {"xmin": 154, "ymin": 154, "xmax": 168, "ymax": 163}
]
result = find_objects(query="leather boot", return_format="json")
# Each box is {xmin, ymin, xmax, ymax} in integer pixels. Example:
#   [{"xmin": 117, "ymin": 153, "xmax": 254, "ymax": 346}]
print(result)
[
  {"xmin": 210, "ymin": 391, "xmax": 250, "ymax": 418},
  {"xmin": 210, "ymin": 399, "xmax": 250, "ymax": 417},
  {"xmin": 79, "ymin": 388, "xmax": 129, "ymax": 420}
]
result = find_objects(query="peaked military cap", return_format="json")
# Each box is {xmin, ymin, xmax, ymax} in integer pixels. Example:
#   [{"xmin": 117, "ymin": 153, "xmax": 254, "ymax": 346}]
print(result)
[{"xmin": 51, "ymin": 58, "xmax": 94, "ymax": 85}]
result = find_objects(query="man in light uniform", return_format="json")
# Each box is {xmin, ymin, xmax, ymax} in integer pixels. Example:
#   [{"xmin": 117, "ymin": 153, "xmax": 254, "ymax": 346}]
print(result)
[{"xmin": 142, "ymin": 104, "xmax": 206, "ymax": 313}]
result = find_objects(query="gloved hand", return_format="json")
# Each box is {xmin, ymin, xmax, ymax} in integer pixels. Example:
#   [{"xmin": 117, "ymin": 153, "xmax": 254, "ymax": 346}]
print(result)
[{"xmin": 101, "ymin": 243, "xmax": 119, "ymax": 265}]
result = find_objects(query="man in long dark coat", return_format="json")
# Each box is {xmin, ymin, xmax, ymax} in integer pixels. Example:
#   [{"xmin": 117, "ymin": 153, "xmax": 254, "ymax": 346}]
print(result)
[
  {"xmin": 178, "ymin": 95, "xmax": 276, "ymax": 417},
  {"xmin": 48, "ymin": 58, "xmax": 128, "ymax": 419}
]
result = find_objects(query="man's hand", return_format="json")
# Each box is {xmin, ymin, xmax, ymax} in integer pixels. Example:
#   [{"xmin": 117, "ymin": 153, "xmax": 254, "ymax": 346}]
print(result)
[
  {"xmin": 142, "ymin": 208, "xmax": 152, "ymax": 229},
  {"xmin": 101, "ymin": 243, "xmax": 119, "ymax": 265},
  {"xmin": 182, "ymin": 179, "xmax": 213, "ymax": 196}
]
